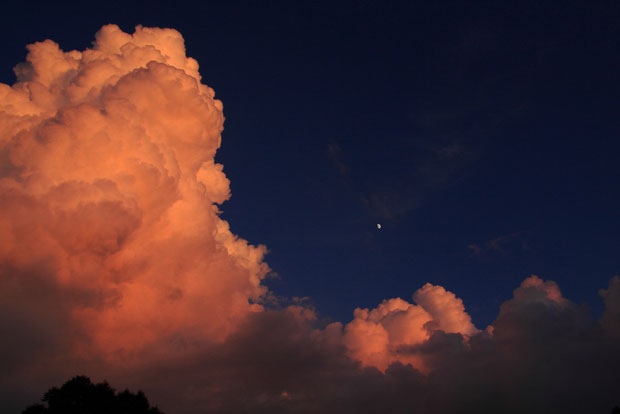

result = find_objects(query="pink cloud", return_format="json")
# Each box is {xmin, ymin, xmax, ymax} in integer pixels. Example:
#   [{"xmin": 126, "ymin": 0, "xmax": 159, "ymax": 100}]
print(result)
[
  {"xmin": 0, "ymin": 25, "xmax": 269, "ymax": 363},
  {"xmin": 343, "ymin": 284, "xmax": 477, "ymax": 372}
]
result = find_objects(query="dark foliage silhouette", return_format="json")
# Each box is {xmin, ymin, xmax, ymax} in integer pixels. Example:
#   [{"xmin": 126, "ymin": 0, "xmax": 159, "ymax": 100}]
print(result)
[{"xmin": 22, "ymin": 376, "xmax": 163, "ymax": 414}]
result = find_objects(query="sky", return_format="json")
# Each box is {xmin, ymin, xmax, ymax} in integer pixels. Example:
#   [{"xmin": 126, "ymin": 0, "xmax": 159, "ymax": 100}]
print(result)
[{"xmin": 0, "ymin": 1, "xmax": 619, "ymax": 413}]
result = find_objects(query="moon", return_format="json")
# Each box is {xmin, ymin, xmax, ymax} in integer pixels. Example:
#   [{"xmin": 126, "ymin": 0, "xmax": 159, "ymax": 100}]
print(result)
[{"xmin": 377, "ymin": 223, "xmax": 381, "ymax": 229}]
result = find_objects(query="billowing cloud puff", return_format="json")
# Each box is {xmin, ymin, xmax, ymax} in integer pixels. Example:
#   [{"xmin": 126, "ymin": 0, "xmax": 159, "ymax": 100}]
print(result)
[
  {"xmin": 343, "ymin": 283, "xmax": 477, "ymax": 372},
  {"xmin": 413, "ymin": 283, "xmax": 478, "ymax": 335},
  {"xmin": 0, "ymin": 24, "xmax": 268, "ymax": 363}
]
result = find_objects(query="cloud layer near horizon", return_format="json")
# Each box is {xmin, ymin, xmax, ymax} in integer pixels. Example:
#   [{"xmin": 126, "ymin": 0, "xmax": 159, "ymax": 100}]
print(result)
[{"xmin": 1, "ymin": 25, "xmax": 619, "ymax": 414}]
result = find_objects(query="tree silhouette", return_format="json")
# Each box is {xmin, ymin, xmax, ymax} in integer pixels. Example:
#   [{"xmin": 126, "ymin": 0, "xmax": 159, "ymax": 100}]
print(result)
[{"xmin": 22, "ymin": 376, "xmax": 163, "ymax": 414}]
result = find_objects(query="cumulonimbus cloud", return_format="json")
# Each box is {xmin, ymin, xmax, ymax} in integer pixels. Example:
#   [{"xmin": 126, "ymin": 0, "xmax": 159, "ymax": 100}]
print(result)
[
  {"xmin": 0, "ymin": 24, "xmax": 269, "ymax": 364},
  {"xmin": 1, "ymin": 25, "xmax": 619, "ymax": 414}
]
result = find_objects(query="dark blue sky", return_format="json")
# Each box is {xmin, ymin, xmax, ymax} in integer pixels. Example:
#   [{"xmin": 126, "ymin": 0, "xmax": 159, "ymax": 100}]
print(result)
[{"xmin": 2, "ymin": 0, "xmax": 619, "ymax": 328}]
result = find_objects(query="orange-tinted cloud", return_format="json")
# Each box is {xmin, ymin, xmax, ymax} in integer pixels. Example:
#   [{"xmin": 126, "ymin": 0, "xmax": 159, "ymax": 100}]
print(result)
[
  {"xmin": 343, "ymin": 283, "xmax": 477, "ymax": 372},
  {"xmin": 0, "ymin": 24, "xmax": 269, "ymax": 361}
]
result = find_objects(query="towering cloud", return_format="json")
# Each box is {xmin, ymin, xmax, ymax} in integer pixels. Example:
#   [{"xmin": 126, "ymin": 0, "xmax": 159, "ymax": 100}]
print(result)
[
  {"xmin": 1, "ymin": 25, "xmax": 619, "ymax": 414},
  {"xmin": 0, "ymin": 25, "xmax": 268, "ymax": 366}
]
